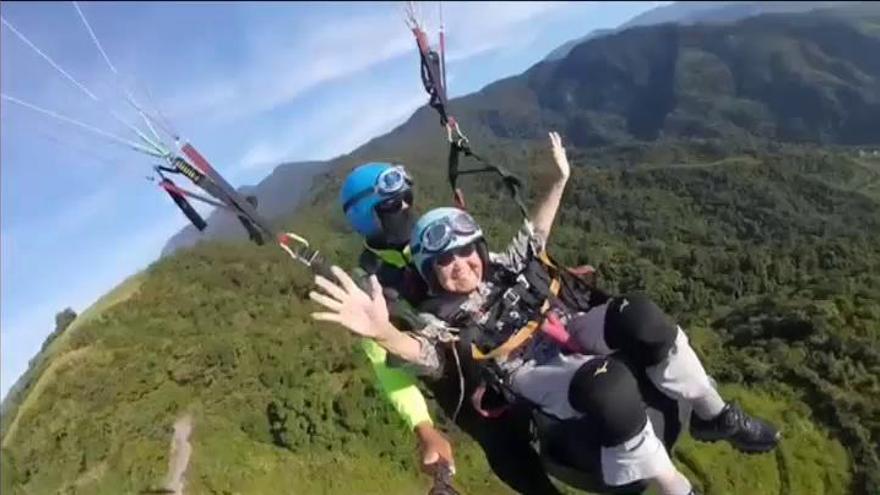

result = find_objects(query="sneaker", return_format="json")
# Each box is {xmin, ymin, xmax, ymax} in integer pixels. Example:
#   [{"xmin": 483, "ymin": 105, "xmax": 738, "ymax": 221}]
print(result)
[{"xmin": 690, "ymin": 402, "xmax": 780, "ymax": 453}]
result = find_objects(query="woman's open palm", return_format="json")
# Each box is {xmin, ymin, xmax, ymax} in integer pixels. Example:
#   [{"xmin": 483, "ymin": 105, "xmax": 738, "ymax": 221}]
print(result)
[{"xmin": 310, "ymin": 266, "xmax": 390, "ymax": 339}]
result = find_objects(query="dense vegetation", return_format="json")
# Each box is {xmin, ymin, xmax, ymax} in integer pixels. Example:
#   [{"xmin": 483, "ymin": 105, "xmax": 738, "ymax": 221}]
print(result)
[{"xmin": 2, "ymin": 4, "xmax": 879, "ymax": 495}]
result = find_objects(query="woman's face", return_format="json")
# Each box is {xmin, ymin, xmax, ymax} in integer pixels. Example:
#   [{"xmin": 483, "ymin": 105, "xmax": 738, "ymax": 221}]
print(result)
[{"xmin": 432, "ymin": 243, "xmax": 483, "ymax": 294}]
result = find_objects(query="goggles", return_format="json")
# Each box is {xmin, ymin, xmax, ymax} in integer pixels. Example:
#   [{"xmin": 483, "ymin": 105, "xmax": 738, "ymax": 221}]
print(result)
[
  {"xmin": 376, "ymin": 166, "xmax": 411, "ymax": 195},
  {"xmin": 375, "ymin": 190, "xmax": 413, "ymax": 214},
  {"xmin": 343, "ymin": 165, "xmax": 413, "ymax": 213},
  {"xmin": 419, "ymin": 211, "xmax": 480, "ymax": 254}
]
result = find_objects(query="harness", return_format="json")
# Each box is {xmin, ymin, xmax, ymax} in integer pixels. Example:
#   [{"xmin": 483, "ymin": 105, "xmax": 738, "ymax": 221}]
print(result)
[
  {"xmin": 423, "ymin": 249, "xmax": 609, "ymax": 419},
  {"xmin": 469, "ymin": 251, "xmax": 562, "ymax": 362}
]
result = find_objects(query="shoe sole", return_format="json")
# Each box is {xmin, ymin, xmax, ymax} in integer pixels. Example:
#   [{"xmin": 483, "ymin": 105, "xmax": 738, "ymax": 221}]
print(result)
[{"xmin": 691, "ymin": 433, "xmax": 781, "ymax": 454}]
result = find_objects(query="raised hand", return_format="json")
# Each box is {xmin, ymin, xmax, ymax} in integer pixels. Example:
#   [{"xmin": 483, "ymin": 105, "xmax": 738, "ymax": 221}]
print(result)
[
  {"xmin": 548, "ymin": 131, "xmax": 570, "ymax": 181},
  {"xmin": 310, "ymin": 266, "xmax": 390, "ymax": 339}
]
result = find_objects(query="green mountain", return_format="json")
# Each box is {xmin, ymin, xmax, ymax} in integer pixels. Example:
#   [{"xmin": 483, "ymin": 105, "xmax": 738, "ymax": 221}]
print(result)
[
  {"xmin": 488, "ymin": 4, "xmax": 880, "ymax": 148},
  {"xmin": 544, "ymin": 1, "xmax": 854, "ymax": 62},
  {"xmin": 2, "ymin": 5, "xmax": 879, "ymax": 495}
]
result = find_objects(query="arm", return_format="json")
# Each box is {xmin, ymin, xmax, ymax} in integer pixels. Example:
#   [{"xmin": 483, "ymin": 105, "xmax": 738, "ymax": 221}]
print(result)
[
  {"xmin": 317, "ymin": 270, "xmax": 456, "ymax": 472},
  {"xmin": 310, "ymin": 266, "xmax": 443, "ymax": 374},
  {"xmin": 493, "ymin": 132, "xmax": 571, "ymax": 270},
  {"xmin": 373, "ymin": 320, "xmax": 424, "ymax": 362},
  {"xmin": 529, "ymin": 131, "xmax": 570, "ymax": 244},
  {"xmin": 362, "ymin": 325, "xmax": 456, "ymax": 474},
  {"xmin": 360, "ymin": 338, "xmax": 433, "ymax": 430}
]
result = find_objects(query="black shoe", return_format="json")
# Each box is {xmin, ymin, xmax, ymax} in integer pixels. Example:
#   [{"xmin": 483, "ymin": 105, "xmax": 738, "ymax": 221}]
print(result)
[{"xmin": 690, "ymin": 402, "xmax": 781, "ymax": 453}]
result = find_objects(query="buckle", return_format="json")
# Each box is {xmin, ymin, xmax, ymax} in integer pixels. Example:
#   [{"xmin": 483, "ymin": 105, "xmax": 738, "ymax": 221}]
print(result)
[
  {"xmin": 277, "ymin": 232, "xmax": 319, "ymax": 267},
  {"xmin": 502, "ymin": 288, "xmax": 520, "ymax": 307}
]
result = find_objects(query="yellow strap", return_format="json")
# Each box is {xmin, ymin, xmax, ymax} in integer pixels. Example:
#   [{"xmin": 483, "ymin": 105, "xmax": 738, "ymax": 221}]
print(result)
[
  {"xmin": 472, "ymin": 277, "xmax": 562, "ymax": 362},
  {"xmin": 365, "ymin": 243, "xmax": 412, "ymax": 268},
  {"xmin": 538, "ymin": 249, "xmax": 557, "ymax": 269}
]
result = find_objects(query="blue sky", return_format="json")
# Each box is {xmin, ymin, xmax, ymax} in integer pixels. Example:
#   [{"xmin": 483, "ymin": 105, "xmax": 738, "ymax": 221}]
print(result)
[{"xmin": 0, "ymin": 1, "xmax": 667, "ymax": 399}]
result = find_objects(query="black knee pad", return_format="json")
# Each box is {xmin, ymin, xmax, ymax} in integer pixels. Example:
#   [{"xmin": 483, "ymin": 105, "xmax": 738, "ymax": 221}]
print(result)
[
  {"xmin": 567, "ymin": 358, "xmax": 648, "ymax": 447},
  {"xmin": 604, "ymin": 294, "xmax": 677, "ymax": 367}
]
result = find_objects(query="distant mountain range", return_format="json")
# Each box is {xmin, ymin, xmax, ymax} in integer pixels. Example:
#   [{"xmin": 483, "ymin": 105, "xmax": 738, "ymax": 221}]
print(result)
[
  {"xmin": 544, "ymin": 1, "xmax": 859, "ymax": 61},
  {"xmin": 464, "ymin": 3, "xmax": 880, "ymax": 148}
]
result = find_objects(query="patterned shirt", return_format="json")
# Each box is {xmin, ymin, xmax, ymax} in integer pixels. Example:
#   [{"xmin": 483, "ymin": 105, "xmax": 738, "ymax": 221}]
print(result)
[{"xmin": 401, "ymin": 220, "xmax": 568, "ymax": 379}]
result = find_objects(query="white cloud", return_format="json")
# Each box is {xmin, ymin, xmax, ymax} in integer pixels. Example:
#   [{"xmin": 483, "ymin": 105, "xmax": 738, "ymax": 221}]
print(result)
[
  {"xmin": 158, "ymin": 2, "xmax": 597, "ymax": 128},
  {"xmin": 235, "ymin": 79, "xmax": 426, "ymax": 172},
  {"xmin": 310, "ymin": 91, "xmax": 427, "ymax": 161},
  {"xmin": 209, "ymin": 2, "xmax": 607, "ymax": 172},
  {"xmin": 240, "ymin": 141, "xmax": 290, "ymax": 172},
  {"xmin": 160, "ymin": 10, "xmax": 415, "ymax": 126},
  {"xmin": 442, "ymin": 2, "xmax": 592, "ymax": 59}
]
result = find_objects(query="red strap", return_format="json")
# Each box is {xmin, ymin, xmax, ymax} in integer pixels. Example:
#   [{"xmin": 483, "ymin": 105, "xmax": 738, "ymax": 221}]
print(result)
[
  {"xmin": 568, "ymin": 265, "xmax": 595, "ymax": 277},
  {"xmin": 453, "ymin": 188, "xmax": 466, "ymax": 210},
  {"xmin": 540, "ymin": 312, "xmax": 584, "ymax": 354},
  {"xmin": 412, "ymin": 27, "xmax": 430, "ymax": 55},
  {"xmin": 471, "ymin": 383, "xmax": 509, "ymax": 419},
  {"xmin": 180, "ymin": 142, "xmax": 217, "ymax": 176},
  {"xmin": 158, "ymin": 179, "xmax": 228, "ymax": 210}
]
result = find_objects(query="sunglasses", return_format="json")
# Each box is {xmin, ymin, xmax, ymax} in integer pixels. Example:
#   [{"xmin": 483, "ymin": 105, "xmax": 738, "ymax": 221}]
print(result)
[
  {"xmin": 375, "ymin": 190, "xmax": 413, "ymax": 213},
  {"xmin": 434, "ymin": 243, "xmax": 477, "ymax": 267}
]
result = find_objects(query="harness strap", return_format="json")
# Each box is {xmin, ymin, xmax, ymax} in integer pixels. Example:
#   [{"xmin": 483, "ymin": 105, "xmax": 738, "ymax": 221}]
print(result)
[
  {"xmin": 471, "ymin": 277, "xmax": 561, "ymax": 362},
  {"xmin": 158, "ymin": 178, "xmax": 207, "ymax": 231},
  {"xmin": 470, "ymin": 382, "xmax": 508, "ymax": 419},
  {"xmin": 538, "ymin": 250, "xmax": 557, "ymax": 269},
  {"xmin": 448, "ymin": 140, "xmax": 529, "ymax": 219}
]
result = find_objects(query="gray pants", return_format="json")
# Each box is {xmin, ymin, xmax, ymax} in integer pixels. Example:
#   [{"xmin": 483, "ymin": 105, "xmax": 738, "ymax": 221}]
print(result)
[
  {"xmin": 507, "ymin": 301, "xmax": 724, "ymax": 487},
  {"xmin": 568, "ymin": 302, "xmax": 725, "ymax": 420},
  {"xmin": 509, "ymin": 353, "xmax": 677, "ymax": 486}
]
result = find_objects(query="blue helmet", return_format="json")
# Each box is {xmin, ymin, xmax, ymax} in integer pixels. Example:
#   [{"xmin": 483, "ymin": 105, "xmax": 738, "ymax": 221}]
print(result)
[
  {"xmin": 340, "ymin": 162, "xmax": 413, "ymax": 238},
  {"xmin": 411, "ymin": 207, "xmax": 484, "ymax": 281}
]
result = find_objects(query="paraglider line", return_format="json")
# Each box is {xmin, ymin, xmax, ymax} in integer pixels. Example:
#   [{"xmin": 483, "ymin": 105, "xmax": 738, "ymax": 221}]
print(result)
[
  {"xmin": 72, "ymin": 1, "xmax": 171, "ymax": 151},
  {"xmin": 1, "ymin": 15, "xmax": 168, "ymax": 157},
  {"xmin": 1, "ymin": 93, "xmax": 167, "ymax": 158}
]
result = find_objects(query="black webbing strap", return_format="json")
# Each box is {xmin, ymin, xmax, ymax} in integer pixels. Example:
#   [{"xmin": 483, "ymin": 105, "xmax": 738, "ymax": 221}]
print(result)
[
  {"xmin": 161, "ymin": 159, "xmax": 266, "ymax": 245},
  {"xmin": 448, "ymin": 140, "xmax": 529, "ymax": 220},
  {"xmin": 418, "ymin": 46, "xmax": 449, "ymax": 126},
  {"xmin": 159, "ymin": 177, "xmax": 207, "ymax": 231},
  {"xmin": 236, "ymin": 216, "xmax": 265, "ymax": 245}
]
